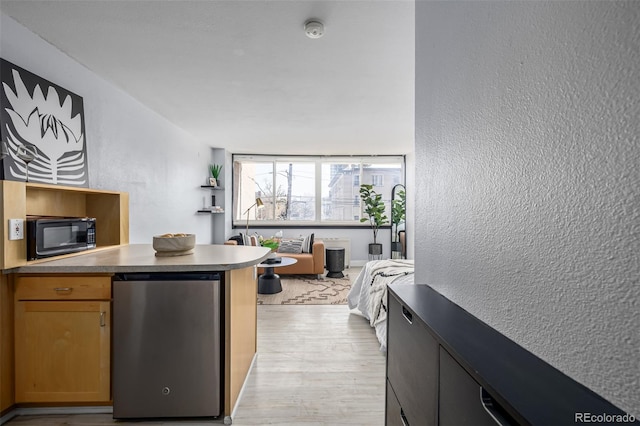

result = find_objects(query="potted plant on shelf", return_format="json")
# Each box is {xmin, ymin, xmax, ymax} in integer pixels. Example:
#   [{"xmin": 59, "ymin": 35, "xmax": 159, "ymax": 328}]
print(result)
[
  {"xmin": 209, "ymin": 164, "xmax": 222, "ymax": 187},
  {"xmin": 359, "ymin": 184, "xmax": 389, "ymax": 257}
]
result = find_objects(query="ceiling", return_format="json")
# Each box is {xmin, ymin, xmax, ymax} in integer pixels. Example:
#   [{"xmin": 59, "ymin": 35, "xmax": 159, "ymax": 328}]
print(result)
[{"xmin": 0, "ymin": 0, "xmax": 415, "ymax": 156}]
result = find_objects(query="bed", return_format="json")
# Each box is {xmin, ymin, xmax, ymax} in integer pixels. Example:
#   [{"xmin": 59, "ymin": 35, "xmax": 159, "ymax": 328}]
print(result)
[{"xmin": 347, "ymin": 259, "xmax": 414, "ymax": 350}]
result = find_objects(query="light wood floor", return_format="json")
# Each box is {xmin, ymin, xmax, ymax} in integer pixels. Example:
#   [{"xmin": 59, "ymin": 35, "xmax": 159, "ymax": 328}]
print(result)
[{"xmin": 5, "ymin": 303, "xmax": 386, "ymax": 425}]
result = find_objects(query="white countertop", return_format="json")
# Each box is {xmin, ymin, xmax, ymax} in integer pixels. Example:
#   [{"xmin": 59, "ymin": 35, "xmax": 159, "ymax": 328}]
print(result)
[{"xmin": 13, "ymin": 244, "xmax": 271, "ymax": 274}]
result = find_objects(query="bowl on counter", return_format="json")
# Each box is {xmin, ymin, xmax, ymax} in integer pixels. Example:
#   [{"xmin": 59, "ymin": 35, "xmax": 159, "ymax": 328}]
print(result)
[{"xmin": 152, "ymin": 233, "xmax": 196, "ymax": 256}]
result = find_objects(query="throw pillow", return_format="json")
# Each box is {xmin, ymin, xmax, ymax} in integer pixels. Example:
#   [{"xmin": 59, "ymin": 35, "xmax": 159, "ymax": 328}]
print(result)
[
  {"xmin": 278, "ymin": 238, "xmax": 303, "ymax": 254},
  {"xmin": 228, "ymin": 234, "xmax": 244, "ymax": 245},
  {"xmin": 301, "ymin": 233, "xmax": 314, "ymax": 253}
]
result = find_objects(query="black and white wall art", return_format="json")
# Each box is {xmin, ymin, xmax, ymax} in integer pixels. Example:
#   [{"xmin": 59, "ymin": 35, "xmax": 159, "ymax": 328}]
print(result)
[{"xmin": 1, "ymin": 59, "xmax": 88, "ymax": 186}]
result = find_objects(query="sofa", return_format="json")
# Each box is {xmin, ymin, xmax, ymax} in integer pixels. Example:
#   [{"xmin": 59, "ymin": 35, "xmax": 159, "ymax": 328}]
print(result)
[{"xmin": 225, "ymin": 239, "xmax": 325, "ymax": 279}]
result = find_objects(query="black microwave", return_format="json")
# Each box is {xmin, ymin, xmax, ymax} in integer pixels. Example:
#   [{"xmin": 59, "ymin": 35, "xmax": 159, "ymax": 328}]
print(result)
[{"xmin": 27, "ymin": 217, "xmax": 97, "ymax": 260}]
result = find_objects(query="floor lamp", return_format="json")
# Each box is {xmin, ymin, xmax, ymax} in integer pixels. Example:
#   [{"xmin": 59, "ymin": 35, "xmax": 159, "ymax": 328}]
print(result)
[{"xmin": 244, "ymin": 197, "xmax": 264, "ymax": 236}]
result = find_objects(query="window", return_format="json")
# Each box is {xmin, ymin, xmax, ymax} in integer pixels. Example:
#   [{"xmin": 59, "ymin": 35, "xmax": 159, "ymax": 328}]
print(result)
[{"xmin": 233, "ymin": 155, "xmax": 404, "ymax": 227}]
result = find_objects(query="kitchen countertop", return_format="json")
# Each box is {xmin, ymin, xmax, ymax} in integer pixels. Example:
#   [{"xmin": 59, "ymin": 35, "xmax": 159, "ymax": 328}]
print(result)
[{"xmin": 11, "ymin": 244, "xmax": 271, "ymax": 274}]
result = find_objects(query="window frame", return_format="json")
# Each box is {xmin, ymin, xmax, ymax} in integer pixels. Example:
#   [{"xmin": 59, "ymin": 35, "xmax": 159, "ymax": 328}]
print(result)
[{"xmin": 232, "ymin": 154, "xmax": 405, "ymax": 228}]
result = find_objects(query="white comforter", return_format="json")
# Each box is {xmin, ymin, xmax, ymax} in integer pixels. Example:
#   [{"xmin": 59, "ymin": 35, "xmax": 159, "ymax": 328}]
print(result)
[{"xmin": 348, "ymin": 259, "xmax": 414, "ymax": 350}]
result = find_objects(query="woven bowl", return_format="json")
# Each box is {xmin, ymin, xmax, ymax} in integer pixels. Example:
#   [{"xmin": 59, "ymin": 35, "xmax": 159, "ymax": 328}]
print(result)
[{"xmin": 152, "ymin": 233, "xmax": 196, "ymax": 253}]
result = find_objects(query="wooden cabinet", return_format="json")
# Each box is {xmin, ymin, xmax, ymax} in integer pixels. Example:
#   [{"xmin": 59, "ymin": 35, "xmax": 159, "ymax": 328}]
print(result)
[
  {"xmin": 0, "ymin": 274, "xmax": 14, "ymax": 413},
  {"xmin": 1, "ymin": 181, "xmax": 129, "ymax": 270},
  {"xmin": 14, "ymin": 274, "xmax": 111, "ymax": 403},
  {"xmin": 223, "ymin": 267, "xmax": 257, "ymax": 418}
]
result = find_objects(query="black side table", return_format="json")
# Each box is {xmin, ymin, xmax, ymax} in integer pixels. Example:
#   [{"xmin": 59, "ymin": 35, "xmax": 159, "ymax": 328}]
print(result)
[
  {"xmin": 325, "ymin": 247, "xmax": 345, "ymax": 278},
  {"xmin": 257, "ymin": 257, "xmax": 297, "ymax": 294}
]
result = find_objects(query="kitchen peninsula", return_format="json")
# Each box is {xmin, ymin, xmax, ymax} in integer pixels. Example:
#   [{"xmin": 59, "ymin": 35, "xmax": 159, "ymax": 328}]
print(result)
[
  {"xmin": 0, "ymin": 182, "xmax": 270, "ymax": 424},
  {"xmin": 4, "ymin": 244, "xmax": 270, "ymax": 424}
]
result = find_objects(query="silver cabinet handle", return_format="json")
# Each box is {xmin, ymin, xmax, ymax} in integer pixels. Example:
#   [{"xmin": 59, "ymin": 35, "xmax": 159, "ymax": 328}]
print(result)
[
  {"xmin": 400, "ymin": 408, "xmax": 410, "ymax": 426},
  {"xmin": 54, "ymin": 287, "xmax": 72, "ymax": 293},
  {"xmin": 480, "ymin": 387, "xmax": 510, "ymax": 426},
  {"xmin": 100, "ymin": 311, "xmax": 106, "ymax": 327},
  {"xmin": 401, "ymin": 306, "xmax": 413, "ymax": 324}
]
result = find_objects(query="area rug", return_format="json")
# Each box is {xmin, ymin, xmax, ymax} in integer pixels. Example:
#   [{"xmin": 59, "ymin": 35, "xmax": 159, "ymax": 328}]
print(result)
[{"xmin": 257, "ymin": 274, "xmax": 352, "ymax": 305}]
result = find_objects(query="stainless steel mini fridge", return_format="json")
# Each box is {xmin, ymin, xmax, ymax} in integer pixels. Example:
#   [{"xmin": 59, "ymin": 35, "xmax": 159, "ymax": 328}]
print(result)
[{"xmin": 112, "ymin": 273, "xmax": 221, "ymax": 419}]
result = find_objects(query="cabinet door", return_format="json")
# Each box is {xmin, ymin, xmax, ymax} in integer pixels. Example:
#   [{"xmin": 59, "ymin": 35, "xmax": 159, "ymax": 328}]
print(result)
[
  {"xmin": 387, "ymin": 292, "xmax": 439, "ymax": 425},
  {"xmin": 15, "ymin": 275, "xmax": 111, "ymax": 300},
  {"xmin": 15, "ymin": 300, "xmax": 110, "ymax": 402}
]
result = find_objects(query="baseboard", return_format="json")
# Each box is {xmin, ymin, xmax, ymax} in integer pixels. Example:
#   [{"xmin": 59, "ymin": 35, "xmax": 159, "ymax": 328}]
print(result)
[
  {"xmin": 1, "ymin": 405, "xmax": 113, "ymax": 425},
  {"xmin": 0, "ymin": 409, "xmax": 16, "ymax": 425}
]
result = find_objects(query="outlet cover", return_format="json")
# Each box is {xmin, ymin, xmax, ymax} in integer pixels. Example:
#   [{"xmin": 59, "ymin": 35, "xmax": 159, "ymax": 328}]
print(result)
[{"xmin": 8, "ymin": 219, "xmax": 24, "ymax": 240}]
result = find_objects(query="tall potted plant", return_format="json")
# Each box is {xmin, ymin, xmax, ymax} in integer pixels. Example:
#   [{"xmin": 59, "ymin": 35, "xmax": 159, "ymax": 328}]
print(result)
[
  {"xmin": 359, "ymin": 184, "xmax": 389, "ymax": 256},
  {"xmin": 391, "ymin": 186, "xmax": 406, "ymax": 254}
]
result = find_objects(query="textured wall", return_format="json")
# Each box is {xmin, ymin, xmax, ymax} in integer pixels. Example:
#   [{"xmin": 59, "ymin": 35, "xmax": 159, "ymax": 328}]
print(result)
[
  {"xmin": 415, "ymin": 1, "xmax": 639, "ymax": 415},
  {"xmin": 1, "ymin": 14, "xmax": 214, "ymax": 244}
]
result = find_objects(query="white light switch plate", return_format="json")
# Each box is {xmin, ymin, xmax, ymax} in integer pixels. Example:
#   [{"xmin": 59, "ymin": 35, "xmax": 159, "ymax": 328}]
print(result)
[{"xmin": 8, "ymin": 219, "xmax": 24, "ymax": 240}]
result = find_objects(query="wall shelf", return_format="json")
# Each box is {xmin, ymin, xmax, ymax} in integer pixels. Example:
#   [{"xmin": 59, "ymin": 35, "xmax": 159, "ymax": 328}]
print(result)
[{"xmin": 198, "ymin": 184, "xmax": 224, "ymax": 215}]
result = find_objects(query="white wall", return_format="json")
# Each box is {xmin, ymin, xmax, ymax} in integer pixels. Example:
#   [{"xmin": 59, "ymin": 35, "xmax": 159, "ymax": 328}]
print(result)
[
  {"xmin": 415, "ymin": 1, "xmax": 639, "ymax": 415},
  {"xmin": 1, "ymin": 14, "xmax": 215, "ymax": 244}
]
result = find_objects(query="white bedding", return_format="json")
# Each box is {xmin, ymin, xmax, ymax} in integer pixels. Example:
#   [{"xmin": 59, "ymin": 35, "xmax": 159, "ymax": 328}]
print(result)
[{"xmin": 348, "ymin": 259, "xmax": 414, "ymax": 350}]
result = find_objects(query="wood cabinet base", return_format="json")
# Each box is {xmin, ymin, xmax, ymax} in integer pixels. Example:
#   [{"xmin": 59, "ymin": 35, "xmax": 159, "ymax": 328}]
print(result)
[{"xmin": 15, "ymin": 300, "xmax": 111, "ymax": 403}]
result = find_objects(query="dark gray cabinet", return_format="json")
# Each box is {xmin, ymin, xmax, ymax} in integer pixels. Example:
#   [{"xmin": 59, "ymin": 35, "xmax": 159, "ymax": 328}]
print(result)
[
  {"xmin": 386, "ymin": 293, "xmax": 438, "ymax": 426},
  {"xmin": 385, "ymin": 284, "xmax": 637, "ymax": 426}
]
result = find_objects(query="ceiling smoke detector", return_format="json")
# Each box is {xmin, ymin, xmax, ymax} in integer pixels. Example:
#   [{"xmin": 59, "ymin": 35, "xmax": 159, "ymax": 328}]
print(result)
[{"xmin": 304, "ymin": 20, "xmax": 324, "ymax": 39}]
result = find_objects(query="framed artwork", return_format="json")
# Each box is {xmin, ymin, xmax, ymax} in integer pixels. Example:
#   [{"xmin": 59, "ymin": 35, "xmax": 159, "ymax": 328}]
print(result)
[{"xmin": 1, "ymin": 58, "xmax": 88, "ymax": 186}]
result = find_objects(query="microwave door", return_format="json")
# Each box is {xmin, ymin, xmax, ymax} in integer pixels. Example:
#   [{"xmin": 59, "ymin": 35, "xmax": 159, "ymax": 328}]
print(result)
[{"xmin": 43, "ymin": 224, "xmax": 81, "ymax": 246}]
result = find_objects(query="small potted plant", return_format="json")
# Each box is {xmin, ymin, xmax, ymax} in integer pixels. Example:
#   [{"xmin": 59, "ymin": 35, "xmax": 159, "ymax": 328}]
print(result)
[
  {"xmin": 209, "ymin": 164, "xmax": 222, "ymax": 187},
  {"xmin": 359, "ymin": 184, "xmax": 389, "ymax": 257},
  {"xmin": 259, "ymin": 236, "xmax": 280, "ymax": 258}
]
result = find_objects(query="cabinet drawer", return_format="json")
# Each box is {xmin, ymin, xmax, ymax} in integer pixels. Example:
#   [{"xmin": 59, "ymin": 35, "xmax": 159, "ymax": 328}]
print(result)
[
  {"xmin": 385, "ymin": 380, "xmax": 404, "ymax": 426},
  {"xmin": 387, "ymin": 292, "xmax": 438, "ymax": 425},
  {"xmin": 15, "ymin": 275, "xmax": 112, "ymax": 300},
  {"xmin": 440, "ymin": 347, "xmax": 515, "ymax": 426}
]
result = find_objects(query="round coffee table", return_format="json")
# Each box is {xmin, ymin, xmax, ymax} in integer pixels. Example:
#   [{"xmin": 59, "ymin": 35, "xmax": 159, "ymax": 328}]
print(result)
[{"xmin": 257, "ymin": 257, "xmax": 298, "ymax": 294}]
